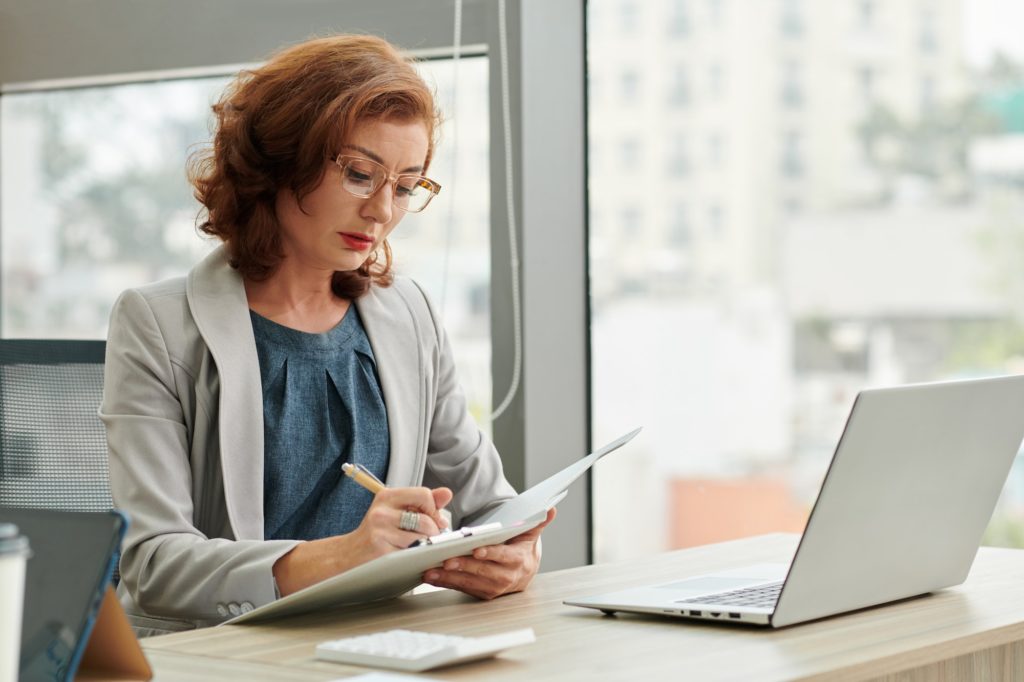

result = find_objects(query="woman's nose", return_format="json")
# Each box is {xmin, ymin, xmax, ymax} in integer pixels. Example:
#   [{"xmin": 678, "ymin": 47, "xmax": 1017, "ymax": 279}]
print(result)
[{"xmin": 361, "ymin": 182, "xmax": 394, "ymax": 225}]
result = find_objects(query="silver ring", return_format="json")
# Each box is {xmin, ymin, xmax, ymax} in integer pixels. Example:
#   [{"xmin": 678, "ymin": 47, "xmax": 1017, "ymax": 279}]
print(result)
[{"xmin": 399, "ymin": 510, "xmax": 420, "ymax": 532}]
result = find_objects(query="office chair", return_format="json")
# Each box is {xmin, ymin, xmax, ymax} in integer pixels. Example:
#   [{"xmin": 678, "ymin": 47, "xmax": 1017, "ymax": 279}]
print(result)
[{"xmin": 0, "ymin": 339, "xmax": 113, "ymax": 512}]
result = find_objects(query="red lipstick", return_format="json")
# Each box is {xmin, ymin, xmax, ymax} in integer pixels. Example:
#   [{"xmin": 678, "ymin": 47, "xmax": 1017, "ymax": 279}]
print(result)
[{"xmin": 339, "ymin": 232, "xmax": 374, "ymax": 251}]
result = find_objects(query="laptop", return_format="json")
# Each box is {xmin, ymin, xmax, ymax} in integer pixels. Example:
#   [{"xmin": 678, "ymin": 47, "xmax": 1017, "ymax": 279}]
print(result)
[
  {"xmin": 567, "ymin": 375, "xmax": 1024, "ymax": 628},
  {"xmin": 0, "ymin": 507, "xmax": 152, "ymax": 681}
]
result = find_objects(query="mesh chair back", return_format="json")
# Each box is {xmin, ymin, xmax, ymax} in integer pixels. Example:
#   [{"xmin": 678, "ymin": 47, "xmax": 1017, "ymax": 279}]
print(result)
[{"xmin": 0, "ymin": 340, "xmax": 112, "ymax": 512}]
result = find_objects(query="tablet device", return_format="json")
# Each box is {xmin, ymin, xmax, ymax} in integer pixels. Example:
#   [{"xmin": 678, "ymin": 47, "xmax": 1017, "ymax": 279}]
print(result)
[{"xmin": 0, "ymin": 507, "xmax": 149, "ymax": 682}]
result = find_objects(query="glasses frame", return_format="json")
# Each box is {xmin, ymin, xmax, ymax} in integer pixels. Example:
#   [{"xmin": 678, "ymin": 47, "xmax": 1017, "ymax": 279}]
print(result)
[{"xmin": 333, "ymin": 154, "xmax": 442, "ymax": 213}]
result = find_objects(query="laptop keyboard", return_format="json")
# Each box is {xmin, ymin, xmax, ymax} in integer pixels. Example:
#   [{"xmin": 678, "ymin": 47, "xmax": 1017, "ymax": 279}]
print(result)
[{"xmin": 675, "ymin": 581, "xmax": 783, "ymax": 609}]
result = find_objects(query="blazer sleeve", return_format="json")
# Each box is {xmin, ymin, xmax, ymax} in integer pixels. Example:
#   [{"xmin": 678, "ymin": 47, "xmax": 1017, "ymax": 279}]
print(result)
[
  {"xmin": 407, "ymin": 281, "xmax": 518, "ymax": 527},
  {"xmin": 100, "ymin": 288, "xmax": 298, "ymax": 622}
]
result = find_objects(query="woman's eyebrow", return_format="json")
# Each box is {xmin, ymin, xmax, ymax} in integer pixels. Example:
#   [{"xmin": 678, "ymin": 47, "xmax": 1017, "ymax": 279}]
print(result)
[{"xmin": 341, "ymin": 144, "xmax": 424, "ymax": 174}]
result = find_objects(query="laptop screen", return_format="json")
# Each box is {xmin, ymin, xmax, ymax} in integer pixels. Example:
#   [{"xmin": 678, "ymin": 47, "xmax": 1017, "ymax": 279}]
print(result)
[{"xmin": 0, "ymin": 508, "xmax": 125, "ymax": 682}]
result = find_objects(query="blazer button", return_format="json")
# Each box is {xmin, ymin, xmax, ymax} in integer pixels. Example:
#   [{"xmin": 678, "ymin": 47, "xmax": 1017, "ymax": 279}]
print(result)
[
  {"xmin": 216, "ymin": 604, "xmax": 228, "ymax": 617},
  {"xmin": 240, "ymin": 602, "xmax": 254, "ymax": 613},
  {"xmin": 228, "ymin": 602, "xmax": 241, "ymax": 616}
]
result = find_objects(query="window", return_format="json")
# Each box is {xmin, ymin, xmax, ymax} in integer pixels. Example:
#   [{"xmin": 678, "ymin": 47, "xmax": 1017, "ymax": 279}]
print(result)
[
  {"xmin": 707, "ymin": 0, "xmax": 725, "ymax": 27},
  {"xmin": 708, "ymin": 133, "xmax": 725, "ymax": 168},
  {"xmin": 669, "ymin": 204, "xmax": 692, "ymax": 247},
  {"xmin": 708, "ymin": 63, "xmax": 725, "ymax": 99},
  {"xmin": 1, "ymin": 77, "xmax": 228, "ymax": 338},
  {"xmin": 781, "ymin": 131, "xmax": 803, "ymax": 177},
  {"xmin": 780, "ymin": 0, "xmax": 803, "ymax": 38},
  {"xmin": 668, "ymin": 0, "xmax": 691, "ymax": 37},
  {"xmin": 620, "ymin": 136, "xmax": 642, "ymax": 167},
  {"xmin": 858, "ymin": 0, "xmax": 876, "ymax": 30},
  {"xmin": 859, "ymin": 65, "xmax": 876, "ymax": 101},
  {"xmin": 782, "ymin": 60, "xmax": 803, "ymax": 108},
  {"xmin": 588, "ymin": 0, "xmax": 1024, "ymax": 563},
  {"xmin": 668, "ymin": 66, "xmax": 691, "ymax": 107},
  {"xmin": 919, "ymin": 9, "xmax": 938, "ymax": 53},
  {"xmin": 707, "ymin": 202, "xmax": 725, "ymax": 234},
  {"xmin": 920, "ymin": 75, "xmax": 936, "ymax": 113},
  {"xmin": 620, "ymin": 0, "xmax": 640, "ymax": 33},
  {"xmin": 1, "ymin": 56, "xmax": 493, "ymax": 420},
  {"xmin": 667, "ymin": 134, "xmax": 691, "ymax": 176},
  {"xmin": 621, "ymin": 69, "xmax": 641, "ymax": 101},
  {"xmin": 621, "ymin": 206, "xmax": 642, "ymax": 235}
]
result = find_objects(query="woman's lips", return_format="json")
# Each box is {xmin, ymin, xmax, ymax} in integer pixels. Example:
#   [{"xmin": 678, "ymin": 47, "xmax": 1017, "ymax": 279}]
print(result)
[{"xmin": 339, "ymin": 232, "xmax": 374, "ymax": 251}]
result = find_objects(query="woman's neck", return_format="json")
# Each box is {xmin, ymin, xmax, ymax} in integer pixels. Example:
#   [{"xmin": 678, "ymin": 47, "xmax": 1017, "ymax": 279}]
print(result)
[{"xmin": 245, "ymin": 265, "xmax": 350, "ymax": 334}]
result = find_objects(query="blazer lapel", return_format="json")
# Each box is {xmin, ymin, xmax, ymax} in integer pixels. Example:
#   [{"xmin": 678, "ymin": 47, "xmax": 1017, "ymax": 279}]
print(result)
[
  {"xmin": 186, "ymin": 246, "xmax": 265, "ymax": 541},
  {"xmin": 356, "ymin": 282, "xmax": 425, "ymax": 487}
]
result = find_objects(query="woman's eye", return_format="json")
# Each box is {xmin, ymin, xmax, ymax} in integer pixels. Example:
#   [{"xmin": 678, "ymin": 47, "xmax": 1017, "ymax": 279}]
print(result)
[{"xmin": 346, "ymin": 169, "xmax": 373, "ymax": 184}]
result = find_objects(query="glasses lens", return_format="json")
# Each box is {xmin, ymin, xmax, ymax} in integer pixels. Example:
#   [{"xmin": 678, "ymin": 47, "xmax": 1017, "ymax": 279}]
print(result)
[
  {"xmin": 395, "ymin": 177, "xmax": 436, "ymax": 212},
  {"xmin": 340, "ymin": 158, "xmax": 384, "ymax": 197}
]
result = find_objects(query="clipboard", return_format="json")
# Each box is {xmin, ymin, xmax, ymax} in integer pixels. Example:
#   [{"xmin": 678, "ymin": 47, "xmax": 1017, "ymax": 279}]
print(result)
[
  {"xmin": 226, "ymin": 427, "xmax": 641, "ymax": 625},
  {"xmin": 226, "ymin": 512, "xmax": 548, "ymax": 624}
]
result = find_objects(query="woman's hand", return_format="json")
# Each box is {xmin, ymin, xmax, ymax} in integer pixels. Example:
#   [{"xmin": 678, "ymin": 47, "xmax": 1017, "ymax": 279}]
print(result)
[
  {"xmin": 422, "ymin": 508, "xmax": 557, "ymax": 600},
  {"xmin": 273, "ymin": 485, "xmax": 452, "ymax": 596}
]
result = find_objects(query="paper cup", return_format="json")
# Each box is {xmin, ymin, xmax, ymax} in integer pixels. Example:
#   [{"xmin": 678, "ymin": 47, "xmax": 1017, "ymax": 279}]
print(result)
[{"xmin": 0, "ymin": 523, "xmax": 30, "ymax": 682}]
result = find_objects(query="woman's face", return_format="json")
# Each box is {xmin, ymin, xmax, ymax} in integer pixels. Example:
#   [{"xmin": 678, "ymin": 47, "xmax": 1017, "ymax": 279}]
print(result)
[{"xmin": 274, "ymin": 117, "xmax": 430, "ymax": 275}]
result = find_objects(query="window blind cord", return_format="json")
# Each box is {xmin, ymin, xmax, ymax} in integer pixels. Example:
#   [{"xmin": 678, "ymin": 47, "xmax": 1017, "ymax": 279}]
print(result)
[
  {"xmin": 439, "ymin": 0, "xmax": 462, "ymax": 315},
  {"xmin": 490, "ymin": 0, "xmax": 523, "ymax": 423}
]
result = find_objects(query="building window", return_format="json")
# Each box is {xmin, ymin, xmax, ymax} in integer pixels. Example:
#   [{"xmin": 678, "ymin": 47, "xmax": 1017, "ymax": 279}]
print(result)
[
  {"xmin": 707, "ymin": 202, "xmax": 725, "ymax": 234},
  {"xmin": 669, "ymin": 65, "xmax": 690, "ymax": 106},
  {"xmin": 709, "ymin": 63, "xmax": 725, "ymax": 99},
  {"xmin": 620, "ymin": 0, "xmax": 640, "ymax": 33},
  {"xmin": 858, "ymin": 0, "xmax": 876, "ymax": 30},
  {"xmin": 620, "ymin": 136, "xmax": 642, "ymax": 167},
  {"xmin": 920, "ymin": 75, "xmax": 936, "ymax": 113},
  {"xmin": 782, "ymin": 60, "xmax": 803, "ymax": 108},
  {"xmin": 669, "ymin": 204, "xmax": 692, "ymax": 247},
  {"xmin": 668, "ymin": 134, "xmax": 691, "ymax": 176},
  {"xmin": 919, "ymin": 10, "xmax": 937, "ymax": 53},
  {"xmin": 782, "ymin": 131, "xmax": 803, "ymax": 177},
  {"xmin": 708, "ymin": 133, "xmax": 725, "ymax": 168},
  {"xmin": 621, "ymin": 206, "xmax": 642, "ymax": 235},
  {"xmin": 668, "ymin": 0, "xmax": 691, "ymax": 37},
  {"xmin": 621, "ymin": 69, "xmax": 641, "ymax": 101},
  {"xmin": 859, "ymin": 65, "xmax": 876, "ymax": 101},
  {"xmin": 707, "ymin": 0, "xmax": 725, "ymax": 27},
  {"xmin": 780, "ymin": 0, "xmax": 803, "ymax": 38}
]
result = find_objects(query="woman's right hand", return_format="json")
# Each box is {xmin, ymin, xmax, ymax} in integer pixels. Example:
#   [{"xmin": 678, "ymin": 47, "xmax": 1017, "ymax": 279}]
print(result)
[{"xmin": 272, "ymin": 485, "xmax": 452, "ymax": 597}]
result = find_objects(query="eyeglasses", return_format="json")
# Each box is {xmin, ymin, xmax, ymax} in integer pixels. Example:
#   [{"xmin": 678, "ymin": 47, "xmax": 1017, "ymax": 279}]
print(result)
[{"xmin": 333, "ymin": 155, "xmax": 442, "ymax": 213}]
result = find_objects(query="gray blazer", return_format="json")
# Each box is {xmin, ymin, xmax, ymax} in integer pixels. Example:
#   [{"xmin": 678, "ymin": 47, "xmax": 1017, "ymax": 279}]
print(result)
[{"xmin": 100, "ymin": 245, "xmax": 516, "ymax": 635}]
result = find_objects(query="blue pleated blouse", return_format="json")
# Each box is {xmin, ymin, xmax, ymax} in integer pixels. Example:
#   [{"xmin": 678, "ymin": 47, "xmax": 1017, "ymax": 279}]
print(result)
[{"xmin": 250, "ymin": 306, "xmax": 390, "ymax": 541}]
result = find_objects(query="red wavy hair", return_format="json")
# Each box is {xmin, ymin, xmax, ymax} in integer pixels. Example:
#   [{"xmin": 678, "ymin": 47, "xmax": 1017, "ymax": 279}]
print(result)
[{"xmin": 189, "ymin": 34, "xmax": 440, "ymax": 298}]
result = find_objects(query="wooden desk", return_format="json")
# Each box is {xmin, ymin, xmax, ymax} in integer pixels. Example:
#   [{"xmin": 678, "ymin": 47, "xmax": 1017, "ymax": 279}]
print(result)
[{"xmin": 141, "ymin": 534, "xmax": 1024, "ymax": 681}]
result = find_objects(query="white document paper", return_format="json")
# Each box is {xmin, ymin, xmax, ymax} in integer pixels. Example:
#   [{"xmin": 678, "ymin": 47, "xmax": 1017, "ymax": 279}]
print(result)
[{"xmin": 473, "ymin": 427, "xmax": 642, "ymax": 526}]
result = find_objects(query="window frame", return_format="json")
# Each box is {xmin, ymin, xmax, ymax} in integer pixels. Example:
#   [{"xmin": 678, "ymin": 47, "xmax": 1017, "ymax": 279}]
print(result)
[{"xmin": 0, "ymin": 0, "xmax": 591, "ymax": 570}]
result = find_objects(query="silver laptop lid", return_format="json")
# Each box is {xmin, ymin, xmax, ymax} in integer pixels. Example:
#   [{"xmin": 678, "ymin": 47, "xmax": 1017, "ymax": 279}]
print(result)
[{"xmin": 772, "ymin": 375, "xmax": 1024, "ymax": 627}]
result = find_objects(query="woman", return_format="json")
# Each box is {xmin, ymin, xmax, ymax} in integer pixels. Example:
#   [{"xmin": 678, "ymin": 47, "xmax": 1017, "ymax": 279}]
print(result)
[{"xmin": 100, "ymin": 34, "xmax": 553, "ymax": 636}]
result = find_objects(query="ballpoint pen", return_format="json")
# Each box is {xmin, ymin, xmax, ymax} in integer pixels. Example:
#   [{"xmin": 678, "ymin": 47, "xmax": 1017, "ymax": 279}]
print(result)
[
  {"xmin": 341, "ymin": 462, "xmax": 386, "ymax": 494},
  {"xmin": 342, "ymin": 462, "xmax": 452, "ymax": 529}
]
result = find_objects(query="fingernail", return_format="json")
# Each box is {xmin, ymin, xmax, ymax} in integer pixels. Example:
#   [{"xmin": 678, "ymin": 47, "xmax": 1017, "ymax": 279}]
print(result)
[
  {"xmin": 425, "ymin": 571, "xmax": 439, "ymax": 581},
  {"xmin": 448, "ymin": 560, "xmax": 460, "ymax": 570},
  {"xmin": 476, "ymin": 548, "xmax": 487, "ymax": 559}
]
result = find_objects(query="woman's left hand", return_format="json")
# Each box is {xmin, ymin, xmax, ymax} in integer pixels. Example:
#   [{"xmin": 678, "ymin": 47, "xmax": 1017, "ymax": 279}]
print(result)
[{"xmin": 422, "ymin": 508, "xmax": 557, "ymax": 600}]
